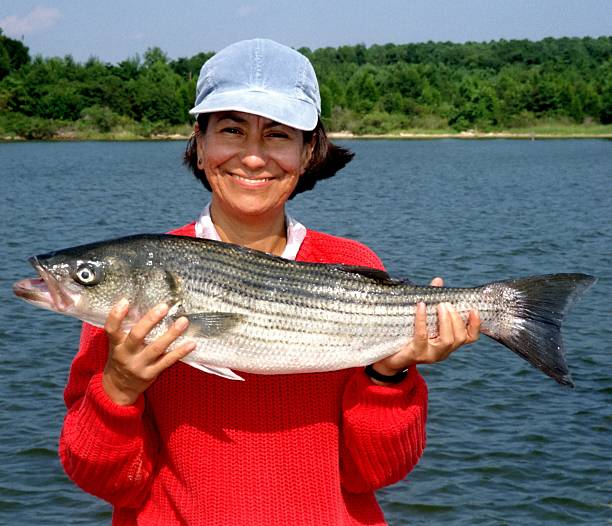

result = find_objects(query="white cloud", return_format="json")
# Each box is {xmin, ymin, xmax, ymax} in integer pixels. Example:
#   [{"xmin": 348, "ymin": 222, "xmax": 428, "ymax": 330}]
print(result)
[{"xmin": 0, "ymin": 6, "xmax": 62, "ymax": 38}]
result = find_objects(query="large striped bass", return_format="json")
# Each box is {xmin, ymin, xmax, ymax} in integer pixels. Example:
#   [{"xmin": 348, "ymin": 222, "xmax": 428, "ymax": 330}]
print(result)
[{"xmin": 13, "ymin": 234, "xmax": 596, "ymax": 386}]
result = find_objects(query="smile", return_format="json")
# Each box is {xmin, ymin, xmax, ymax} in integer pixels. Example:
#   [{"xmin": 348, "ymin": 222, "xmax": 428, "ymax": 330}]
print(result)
[{"xmin": 232, "ymin": 174, "xmax": 274, "ymax": 185}]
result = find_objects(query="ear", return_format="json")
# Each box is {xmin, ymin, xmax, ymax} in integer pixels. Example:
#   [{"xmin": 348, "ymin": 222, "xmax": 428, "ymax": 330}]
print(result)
[
  {"xmin": 300, "ymin": 135, "xmax": 315, "ymax": 175},
  {"xmin": 194, "ymin": 123, "xmax": 206, "ymax": 168}
]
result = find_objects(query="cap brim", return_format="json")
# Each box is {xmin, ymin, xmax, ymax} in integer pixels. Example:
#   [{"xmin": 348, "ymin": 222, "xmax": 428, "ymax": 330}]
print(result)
[{"xmin": 188, "ymin": 89, "xmax": 318, "ymax": 131}]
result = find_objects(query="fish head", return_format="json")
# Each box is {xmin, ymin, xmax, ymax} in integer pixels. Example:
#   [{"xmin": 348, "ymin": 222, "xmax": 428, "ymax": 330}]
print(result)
[{"xmin": 13, "ymin": 236, "xmax": 181, "ymax": 328}]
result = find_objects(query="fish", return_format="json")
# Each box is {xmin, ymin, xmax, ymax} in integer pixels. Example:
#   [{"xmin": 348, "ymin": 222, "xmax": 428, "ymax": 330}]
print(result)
[{"xmin": 13, "ymin": 234, "xmax": 596, "ymax": 386}]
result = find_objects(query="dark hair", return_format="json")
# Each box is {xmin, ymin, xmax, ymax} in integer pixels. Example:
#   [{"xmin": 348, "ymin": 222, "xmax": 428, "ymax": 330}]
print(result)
[{"xmin": 183, "ymin": 114, "xmax": 354, "ymax": 199}]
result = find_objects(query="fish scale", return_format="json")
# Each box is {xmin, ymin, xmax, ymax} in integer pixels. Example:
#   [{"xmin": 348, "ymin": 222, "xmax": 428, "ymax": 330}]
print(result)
[{"xmin": 13, "ymin": 234, "xmax": 596, "ymax": 385}]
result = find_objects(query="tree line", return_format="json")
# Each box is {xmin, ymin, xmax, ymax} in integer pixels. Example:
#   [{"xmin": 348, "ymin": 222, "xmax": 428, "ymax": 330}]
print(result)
[{"xmin": 0, "ymin": 31, "xmax": 610, "ymax": 138}]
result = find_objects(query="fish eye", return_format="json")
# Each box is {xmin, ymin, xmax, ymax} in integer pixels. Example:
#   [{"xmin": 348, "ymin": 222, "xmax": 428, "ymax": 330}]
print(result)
[{"xmin": 74, "ymin": 263, "xmax": 101, "ymax": 286}]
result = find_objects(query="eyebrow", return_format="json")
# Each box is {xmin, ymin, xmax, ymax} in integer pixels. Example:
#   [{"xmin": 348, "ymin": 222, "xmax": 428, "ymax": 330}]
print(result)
[{"xmin": 217, "ymin": 112, "xmax": 285, "ymax": 129}]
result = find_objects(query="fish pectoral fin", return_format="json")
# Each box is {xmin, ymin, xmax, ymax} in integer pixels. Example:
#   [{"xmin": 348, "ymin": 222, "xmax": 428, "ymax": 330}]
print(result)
[
  {"xmin": 179, "ymin": 312, "xmax": 245, "ymax": 337},
  {"xmin": 181, "ymin": 358, "xmax": 245, "ymax": 381}
]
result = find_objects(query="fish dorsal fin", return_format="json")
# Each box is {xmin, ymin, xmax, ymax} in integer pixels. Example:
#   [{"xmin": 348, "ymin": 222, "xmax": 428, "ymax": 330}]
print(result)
[
  {"xmin": 331, "ymin": 265, "xmax": 412, "ymax": 285},
  {"xmin": 175, "ymin": 312, "xmax": 245, "ymax": 338}
]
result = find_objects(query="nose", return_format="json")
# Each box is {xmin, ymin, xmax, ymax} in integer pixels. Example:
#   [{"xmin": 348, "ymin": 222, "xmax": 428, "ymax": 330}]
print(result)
[{"xmin": 241, "ymin": 135, "xmax": 267, "ymax": 170}]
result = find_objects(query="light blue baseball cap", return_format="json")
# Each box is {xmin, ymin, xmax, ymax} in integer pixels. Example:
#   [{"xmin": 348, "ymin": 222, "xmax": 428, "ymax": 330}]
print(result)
[{"xmin": 189, "ymin": 39, "xmax": 321, "ymax": 131}]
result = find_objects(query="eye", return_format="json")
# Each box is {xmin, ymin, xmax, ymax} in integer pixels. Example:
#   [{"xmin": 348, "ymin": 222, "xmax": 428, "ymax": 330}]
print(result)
[
  {"xmin": 220, "ymin": 126, "xmax": 242, "ymax": 135},
  {"xmin": 74, "ymin": 263, "xmax": 101, "ymax": 286},
  {"xmin": 267, "ymin": 130, "xmax": 290, "ymax": 139}
]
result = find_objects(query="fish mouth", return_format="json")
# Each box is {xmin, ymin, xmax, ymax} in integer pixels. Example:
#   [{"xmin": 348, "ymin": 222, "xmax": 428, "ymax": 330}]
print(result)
[{"xmin": 13, "ymin": 257, "xmax": 76, "ymax": 312}]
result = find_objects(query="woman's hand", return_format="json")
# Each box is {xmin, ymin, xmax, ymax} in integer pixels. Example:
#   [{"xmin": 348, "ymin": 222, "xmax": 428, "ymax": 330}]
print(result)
[
  {"xmin": 370, "ymin": 277, "xmax": 481, "ymax": 384},
  {"xmin": 102, "ymin": 299, "xmax": 196, "ymax": 406}
]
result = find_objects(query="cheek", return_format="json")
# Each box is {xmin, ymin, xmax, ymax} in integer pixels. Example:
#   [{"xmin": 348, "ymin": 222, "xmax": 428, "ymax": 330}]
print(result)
[
  {"xmin": 275, "ymin": 147, "xmax": 310, "ymax": 176},
  {"xmin": 198, "ymin": 138, "xmax": 235, "ymax": 174}
]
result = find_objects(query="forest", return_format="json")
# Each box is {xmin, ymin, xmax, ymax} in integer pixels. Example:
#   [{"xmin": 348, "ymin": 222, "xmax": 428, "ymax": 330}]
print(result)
[{"xmin": 0, "ymin": 31, "xmax": 610, "ymax": 139}]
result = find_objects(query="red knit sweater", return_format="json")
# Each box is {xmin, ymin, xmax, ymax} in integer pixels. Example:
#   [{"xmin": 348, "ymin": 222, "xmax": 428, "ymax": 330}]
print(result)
[{"xmin": 59, "ymin": 224, "xmax": 428, "ymax": 525}]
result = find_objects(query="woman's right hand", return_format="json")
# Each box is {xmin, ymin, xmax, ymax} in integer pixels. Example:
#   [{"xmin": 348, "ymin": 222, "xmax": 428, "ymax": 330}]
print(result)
[{"xmin": 102, "ymin": 299, "xmax": 196, "ymax": 406}]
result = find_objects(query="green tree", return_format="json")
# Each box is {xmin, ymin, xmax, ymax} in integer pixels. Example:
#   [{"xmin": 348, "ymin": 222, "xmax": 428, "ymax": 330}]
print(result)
[
  {"xmin": 319, "ymin": 83, "xmax": 333, "ymax": 120},
  {"xmin": 171, "ymin": 52, "xmax": 214, "ymax": 80},
  {"xmin": 0, "ymin": 30, "xmax": 30, "ymax": 79},
  {"xmin": 1, "ymin": 36, "xmax": 610, "ymax": 136},
  {"xmin": 80, "ymin": 105, "xmax": 121, "ymax": 132},
  {"xmin": 131, "ymin": 59, "xmax": 184, "ymax": 123},
  {"xmin": 449, "ymin": 76, "xmax": 500, "ymax": 129},
  {"xmin": 0, "ymin": 45, "xmax": 10, "ymax": 80},
  {"xmin": 346, "ymin": 65, "xmax": 380, "ymax": 113},
  {"xmin": 143, "ymin": 47, "xmax": 168, "ymax": 67},
  {"xmin": 598, "ymin": 75, "xmax": 612, "ymax": 124}
]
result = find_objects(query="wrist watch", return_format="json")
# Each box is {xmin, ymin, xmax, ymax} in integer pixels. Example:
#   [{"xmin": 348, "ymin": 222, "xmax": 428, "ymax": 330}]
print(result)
[{"xmin": 364, "ymin": 364, "xmax": 409, "ymax": 384}]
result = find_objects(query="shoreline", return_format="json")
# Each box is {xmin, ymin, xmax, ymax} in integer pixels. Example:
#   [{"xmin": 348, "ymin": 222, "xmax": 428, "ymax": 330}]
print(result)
[
  {"xmin": 2, "ymin": 130, "xmax": 611, "ymax": 142},
  {"xmin": 328, "ymin": 131, "xmax": 612, "ymax": 140}
]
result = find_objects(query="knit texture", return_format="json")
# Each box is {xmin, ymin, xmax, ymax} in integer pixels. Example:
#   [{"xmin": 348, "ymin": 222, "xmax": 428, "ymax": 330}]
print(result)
[{"xmin": 59, "ymin": 224, "xmax": 428, "ymax": 525}]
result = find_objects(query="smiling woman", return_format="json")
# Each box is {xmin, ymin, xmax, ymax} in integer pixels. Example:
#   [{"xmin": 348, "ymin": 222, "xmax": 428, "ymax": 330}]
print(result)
[
  {"xmin": 194, "ymin": 111, "xmax": 312, "ymax": 250},
  {"xmin": 57, "ymin": 38, "xmax": 480, "ymax": 526}
]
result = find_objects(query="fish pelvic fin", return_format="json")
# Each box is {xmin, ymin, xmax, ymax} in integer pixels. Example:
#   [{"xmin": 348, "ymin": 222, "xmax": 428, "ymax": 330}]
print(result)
[
  {"xmin": 482, "ymin": 273, "xmax": 597, "ymax": 388},
  {"xmin": 181, "ymin": 359, "xmax": 245, "ymax": 381}
]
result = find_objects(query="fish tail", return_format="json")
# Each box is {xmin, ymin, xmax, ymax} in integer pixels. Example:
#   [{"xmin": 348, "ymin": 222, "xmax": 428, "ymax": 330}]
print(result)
[{"xmin": 482, "ymin": 273, "xmax": 597, "ymax": 387}]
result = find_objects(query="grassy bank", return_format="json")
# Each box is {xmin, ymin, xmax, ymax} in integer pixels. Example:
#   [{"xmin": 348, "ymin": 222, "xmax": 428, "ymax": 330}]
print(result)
[
  {"xmin": 329, "ymin": 123, "xmax": 612, "ymax": 140},
  {"xmin": 1, "ymin": 117, "xmax": 610, "ymax": 142},
  {"xmin": 0, "ymin": 113, "xmax": 195, "ymax": 141},
  {"xmin": 327, "ymin": 119, "xmax": 612, "ymax": 139}
]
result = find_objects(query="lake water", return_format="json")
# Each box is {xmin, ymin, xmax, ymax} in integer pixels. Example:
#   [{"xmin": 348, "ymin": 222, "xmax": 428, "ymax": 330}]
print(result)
[{"xmin": 0, "ymin": 139, "xmax": 610, "ymax": 525}]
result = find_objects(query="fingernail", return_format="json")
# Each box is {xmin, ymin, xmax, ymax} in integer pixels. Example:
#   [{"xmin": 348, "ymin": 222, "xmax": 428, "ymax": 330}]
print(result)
[
  {"xmin": 175, "ymin": 317, "xmax": 189, "ymax": 330},
  {"xmin": 181, "ymin": 341, "xmax": 196, "ymax": 354},
  {"xmin": 117, "ymin": 298, "xmax": 129, "ymax": 310},
  {"xmin": 155, "ymin": 303, "xmax": 168, "ymax": 316}
]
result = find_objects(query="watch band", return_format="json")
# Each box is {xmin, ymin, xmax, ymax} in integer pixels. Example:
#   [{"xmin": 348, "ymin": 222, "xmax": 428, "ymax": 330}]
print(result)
[{"xmin": 364, "ymin": 364, "xmax": 409, "ymax": 384}]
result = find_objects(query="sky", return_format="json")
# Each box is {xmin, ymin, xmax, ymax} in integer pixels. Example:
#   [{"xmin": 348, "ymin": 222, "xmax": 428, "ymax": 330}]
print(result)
[{"xmin": 1, "ymin": 0, "xmax": 610, "ymax": 64}]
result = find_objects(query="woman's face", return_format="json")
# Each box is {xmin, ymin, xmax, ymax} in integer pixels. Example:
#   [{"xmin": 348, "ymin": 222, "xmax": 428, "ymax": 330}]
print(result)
[{"xmin": 196, "ymin": 111, "xmax": 313, "ymax": 222}]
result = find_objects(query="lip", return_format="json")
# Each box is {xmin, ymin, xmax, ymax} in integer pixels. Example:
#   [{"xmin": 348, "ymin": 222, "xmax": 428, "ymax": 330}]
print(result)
[
  {"xmin": 13, "ymin": 257, "xmax": 76, "ymax": 312},
  {"xmin": 13, "ymin": 277, "xmax": 51, "ymax": 305},
  {"xmin": 230, "ymin": 173, "xmax": 276, "ymax": 189}
]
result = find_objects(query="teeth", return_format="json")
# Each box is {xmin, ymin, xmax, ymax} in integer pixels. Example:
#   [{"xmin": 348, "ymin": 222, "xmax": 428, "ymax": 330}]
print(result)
[{"xmin": 234, "ymin": 175, "xmax": 271, "ymax": 184}]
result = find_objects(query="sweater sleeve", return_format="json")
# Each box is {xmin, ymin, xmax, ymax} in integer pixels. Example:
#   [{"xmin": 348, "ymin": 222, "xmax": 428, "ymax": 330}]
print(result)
[
  {"xmin": 58, "ymin": 323, "xmax": 159, "ymax": 508},
  {"xmin": 340, "ymin": 366, "xmax": 428, "ymax": 493}
]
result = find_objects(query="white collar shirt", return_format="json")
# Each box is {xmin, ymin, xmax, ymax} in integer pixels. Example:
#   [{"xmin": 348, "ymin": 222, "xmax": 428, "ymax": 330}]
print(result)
[{"xmin": 194, "ymin": 203, "xmax": 307, "ymax": 261}]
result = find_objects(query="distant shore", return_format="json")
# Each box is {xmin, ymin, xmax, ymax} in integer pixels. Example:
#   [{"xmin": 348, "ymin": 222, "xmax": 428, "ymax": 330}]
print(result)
[
  {"xmin": 2, "ymin": 127, "xmax": 611, "ymax": 142},
  {"xmin": 328, "ymin": 130, "xmax": 612, "ymax": 140}
]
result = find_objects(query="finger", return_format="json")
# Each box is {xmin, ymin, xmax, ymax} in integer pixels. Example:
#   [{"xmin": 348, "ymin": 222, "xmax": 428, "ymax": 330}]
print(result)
[
  {"xmin": 446, "ymin": 304, "xmax": 470, "ymax": 349},
  {"xmin": 430, "ymin": 277, "xmax": 444, "ymax": 287},
  {"xmin": 124, "ymin": 303, "xmax": 169, "ymax": 349},
  {"xmin": 413, "ymin": 302, "xmax": 429, "ymax": 347},
  {"xmin": 466, "ymin": 309, "xmax": 481, "ymax": 343},
  {"xmin": 105, "ymin": 298, "xmax": 130, "ymax": 345},
  {"xmin": 151, "ymin": 340, "xmax": 197, "ymax": 374},
  {"xmin": 435, "ymin": 303, "xmax": 454, "ymax": 348},
  {"xmin": 377, "ymin": 302, "xmax": 428, "ymax": 371},
  {"xmin": 144, "ymin": 316, "xmax": 190, "ymax": 360}
]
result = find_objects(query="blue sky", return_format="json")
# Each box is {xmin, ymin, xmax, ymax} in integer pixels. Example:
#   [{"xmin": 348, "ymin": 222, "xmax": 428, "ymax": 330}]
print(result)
[{"xmin": 1, "ymin": 0, "xmax": 610, "ymax": 64}]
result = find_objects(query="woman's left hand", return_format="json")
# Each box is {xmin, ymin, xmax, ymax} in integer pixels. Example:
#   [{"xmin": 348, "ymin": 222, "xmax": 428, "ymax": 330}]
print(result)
[{"xmin": 370, "ymin": 277, "xmax": 481, "ymax": 382}]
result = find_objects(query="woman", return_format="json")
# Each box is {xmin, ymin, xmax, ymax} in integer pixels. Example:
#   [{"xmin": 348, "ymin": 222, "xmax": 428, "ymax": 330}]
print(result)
[{"xmin": 60, "ymin": 39, "xmax": 480, "ymax": 525}]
